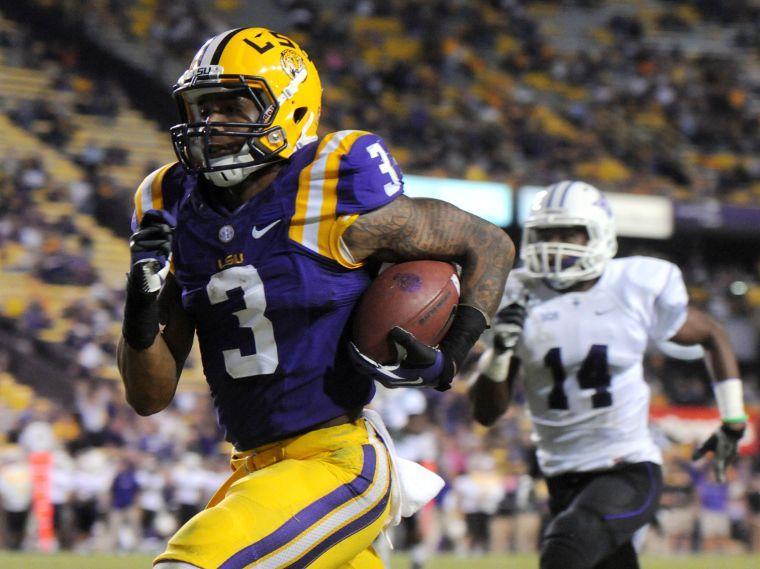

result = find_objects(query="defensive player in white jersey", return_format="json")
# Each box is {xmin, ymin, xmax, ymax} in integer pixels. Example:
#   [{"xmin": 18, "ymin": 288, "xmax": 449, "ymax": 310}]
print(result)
[{"xmin": 469, "ymin": 181, "xmax": 748, "ymax": 569}]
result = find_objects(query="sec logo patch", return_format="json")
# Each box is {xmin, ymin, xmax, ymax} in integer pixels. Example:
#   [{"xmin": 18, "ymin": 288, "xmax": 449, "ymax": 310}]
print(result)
[{"xmin": 218, "ymin": 225, "xmax": 235, "ymax": 243}]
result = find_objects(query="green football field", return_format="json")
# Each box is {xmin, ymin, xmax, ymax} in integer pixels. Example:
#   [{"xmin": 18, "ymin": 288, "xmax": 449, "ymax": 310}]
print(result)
[{"xmin": 0, "ymin": 553, "xmax": 758, "ymax": 568}]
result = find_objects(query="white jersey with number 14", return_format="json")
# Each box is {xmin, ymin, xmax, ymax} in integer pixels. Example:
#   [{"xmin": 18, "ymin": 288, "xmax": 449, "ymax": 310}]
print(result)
[{"xmin": 502, "ymin": 256, "xmax": 689, "ymax": 476}]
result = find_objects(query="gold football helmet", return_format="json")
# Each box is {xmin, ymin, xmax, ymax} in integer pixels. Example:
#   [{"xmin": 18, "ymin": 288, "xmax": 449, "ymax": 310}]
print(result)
[{"xmin": 170, "ymin": 28, "xmax": 322, "ymax": 187}]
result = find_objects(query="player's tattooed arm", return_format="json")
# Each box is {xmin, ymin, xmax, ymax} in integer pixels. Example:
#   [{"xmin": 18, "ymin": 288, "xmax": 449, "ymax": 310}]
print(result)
[
  {"xmin": 118, "ymin": 273, "xmax": 195, "ymax": 415},
  {"xmin": 344, "ymin": 195, "xmax": 515, "ymax": 318}
]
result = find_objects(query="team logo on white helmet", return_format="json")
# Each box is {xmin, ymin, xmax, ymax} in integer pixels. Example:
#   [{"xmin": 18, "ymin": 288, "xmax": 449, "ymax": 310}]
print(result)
[{"xmin": 521, "ymin": 180, "xmax": 617, "ymax": 289}]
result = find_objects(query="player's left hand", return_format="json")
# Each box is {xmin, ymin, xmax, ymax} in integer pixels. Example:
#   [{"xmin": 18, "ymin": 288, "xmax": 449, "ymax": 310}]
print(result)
[
  {"xmin": 692, "ymin": 423, "xmax": 745, "ymax": 483},
  {"xmin": 493, "ymin": 300, "xmax": 527, "ymax": 353},
  {"xmin": 348, "ymin": 327, "xmax": 455, "ymax": 391},
  {"xmin": 128, "ymin": 209, "xmax": 176, "ymax": 295}
]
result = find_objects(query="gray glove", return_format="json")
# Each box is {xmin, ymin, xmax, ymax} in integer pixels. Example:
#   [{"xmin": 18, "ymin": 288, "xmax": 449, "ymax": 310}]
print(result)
[
  {"xmin": 692, "ymin": 424, "xmax": 745, "ymax": 483},
  {"xmin": 493, "ymin": 301, "xmax": 527, "ymax": 353}
]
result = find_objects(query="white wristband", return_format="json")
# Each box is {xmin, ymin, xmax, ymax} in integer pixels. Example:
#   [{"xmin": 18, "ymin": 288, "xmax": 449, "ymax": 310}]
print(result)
[
  {"xmin": 477, "ymin": 347, "xmax": 512, "ymax": 383},
  {"xmin": 713, "ymin": 378, "xmax": 748, "ymax": 423}
]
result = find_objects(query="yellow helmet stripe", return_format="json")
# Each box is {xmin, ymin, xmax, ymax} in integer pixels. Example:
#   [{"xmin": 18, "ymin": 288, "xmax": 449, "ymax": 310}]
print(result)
[{"xmin": 134, "ymin": 163, "xmax": 174, "ymax": 224}]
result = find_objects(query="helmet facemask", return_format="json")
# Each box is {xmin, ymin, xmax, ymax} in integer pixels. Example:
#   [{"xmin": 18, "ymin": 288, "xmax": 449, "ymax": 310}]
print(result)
[
  {"xmin": 170, "ymin": 76, "xmax": 288, "ymax": 187},
  {"xmin": 522, "ymin": 216, "xmax": 617, "ymax": 290},
  {"xmin": 520, "ymin": 181, "xmax": 618, "ymax": 289}
]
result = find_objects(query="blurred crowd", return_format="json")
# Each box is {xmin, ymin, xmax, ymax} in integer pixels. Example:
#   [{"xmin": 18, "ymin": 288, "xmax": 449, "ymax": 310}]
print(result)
[
  {"xmin": 288, "ymin": 0, "xmax": 760, "ymax": 203},
  {"xmin": 0, "ymin": 379, "xmax": 228, "ymax": 553},
  {"xmin": 0, "ymin": 157, "xmax": 98, "ymax": 288},
  {"xmin": 49, "ymin": 0, "xmax": 224, "ymax": 61},
  {"xmin": 26, "ymin": 0, "xmax": 760, "ymax": 205},
  {"xmin": 1, "ymin": 362, "xmax": 760, "ymax": 558}
]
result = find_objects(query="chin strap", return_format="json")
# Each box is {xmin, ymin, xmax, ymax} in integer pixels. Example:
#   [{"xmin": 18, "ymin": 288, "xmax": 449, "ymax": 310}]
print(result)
[
  {"xmin": 203, "ymin": 161, "xmax": 272, "ymax": 188},
  {"xmin": 276, "ymin": 68, "xmax": 308, "ymax": 105}
]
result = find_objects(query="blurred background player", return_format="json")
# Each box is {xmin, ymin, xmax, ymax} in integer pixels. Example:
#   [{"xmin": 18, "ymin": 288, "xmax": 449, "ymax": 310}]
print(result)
[
  {"xmin": 469, "ymin": 181, "xmax": 748, "ymax": 569},
  {"xmin": 0, "ymin": 446, "xmax": 32, "ymax": 551},
  {"xmin": 117, "ymin": 27, "xmax": 513, "ymax": 568}
]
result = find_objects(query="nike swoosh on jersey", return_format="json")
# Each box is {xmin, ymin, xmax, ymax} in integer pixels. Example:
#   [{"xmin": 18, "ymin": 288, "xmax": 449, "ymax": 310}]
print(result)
[
  {"xmin": 252, "ymin": 219, "xmax": 281, "ymax": 239},
  {"xmin": 394, "ymin": 376, "xmax": 424, "ymax": 385}
]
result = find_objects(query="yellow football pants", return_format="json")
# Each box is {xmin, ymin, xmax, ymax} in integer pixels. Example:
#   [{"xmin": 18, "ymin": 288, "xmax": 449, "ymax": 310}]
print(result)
[{"xmin": 154, "ymin": 419, "xmax": 392, "ymax": 568}]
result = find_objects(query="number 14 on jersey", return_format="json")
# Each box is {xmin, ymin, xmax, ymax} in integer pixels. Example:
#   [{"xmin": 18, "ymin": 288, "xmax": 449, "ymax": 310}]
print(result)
[{"xmin": 544, "ymin": 345, "xmax": 612, "ymax": 410}]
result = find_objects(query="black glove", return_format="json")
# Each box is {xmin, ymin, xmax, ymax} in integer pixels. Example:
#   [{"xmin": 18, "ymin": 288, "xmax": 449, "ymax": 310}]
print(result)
[
  {"xmin": 493, "ymin": 301, "xmax": 527, "ymax": 353},
  {"xmin": 692, "ymin": 424, "xmax": 745, "ymax": 483},
  {"xmin": 122, "ymin": 209, "xmax": 176, "ymax": 350},
  {"xmin": 349, "ymin": 327, "xmax": 455, "ymax": 391},
  {"xmin": 128, "ymin": 209, "xmax": 176, "ymax": 295},
  {"xmin": 349, "ymin": 305, "xmax": 487, "ymax": 392}
]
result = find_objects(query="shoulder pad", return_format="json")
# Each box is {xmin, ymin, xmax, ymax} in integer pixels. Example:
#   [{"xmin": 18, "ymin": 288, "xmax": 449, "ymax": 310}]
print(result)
[
  {"xmin": 288, "ymin": 131, "xmax": 403, "ymax": 268},
  {"xmin": 612, "ymin": 256, "xmax": 680, "ymax": 296},
  {"xmin": 132, "ymin": 162, "xmax": 183, "ymax": 231}
]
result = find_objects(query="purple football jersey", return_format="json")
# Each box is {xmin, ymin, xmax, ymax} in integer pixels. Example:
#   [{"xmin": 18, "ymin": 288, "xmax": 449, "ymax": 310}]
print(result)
[{"xmin": 131, "ymin": 131, "xmax": 404, "ymax": 449}]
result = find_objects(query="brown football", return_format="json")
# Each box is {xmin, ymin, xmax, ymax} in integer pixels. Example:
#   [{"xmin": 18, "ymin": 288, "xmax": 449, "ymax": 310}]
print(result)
[{"xmin": 353, "ymin": 261, "xmax": 460, "ymax": 364}]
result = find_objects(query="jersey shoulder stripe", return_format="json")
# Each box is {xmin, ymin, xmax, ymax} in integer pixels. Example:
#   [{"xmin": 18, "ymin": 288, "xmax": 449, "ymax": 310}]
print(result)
[
  {"xmin": 289, "ymin": 130, "xmax": 371, "ymax": 268},
  {"xmin": 133, "ymin": 162, "xmax": 180, "ymax": 226}
]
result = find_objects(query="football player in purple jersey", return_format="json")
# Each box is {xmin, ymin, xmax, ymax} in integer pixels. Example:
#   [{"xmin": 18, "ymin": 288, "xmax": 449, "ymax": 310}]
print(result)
[{"xmin": 117, "ymin": 28, "xmax": 513, "ymax": 568}]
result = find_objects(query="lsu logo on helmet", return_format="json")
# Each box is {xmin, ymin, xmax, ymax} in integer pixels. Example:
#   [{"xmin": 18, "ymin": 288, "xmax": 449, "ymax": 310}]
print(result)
[
  {"xmin": 280, "ymin": 49, "xmax": 305, "ymax": 79},
  {"xmin": 170, "ymin": 28, "xmax": 322, "ymax": 187}
]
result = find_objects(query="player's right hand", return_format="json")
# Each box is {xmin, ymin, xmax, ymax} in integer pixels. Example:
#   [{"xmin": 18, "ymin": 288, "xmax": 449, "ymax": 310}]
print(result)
[
  {"xmin": 348, "ymin": 327, "xmax": 455, "ymax": 392},
  {"xmin": 493, "ymin": 300, "xmax": 527, "ymax": 353},
  {"xmin": 692, "ymin": 423, "xmax": 745, "ymax": 483},
  {"xmin": 128, "ymin": 209, "xmax": 176, "ymax": 295}
]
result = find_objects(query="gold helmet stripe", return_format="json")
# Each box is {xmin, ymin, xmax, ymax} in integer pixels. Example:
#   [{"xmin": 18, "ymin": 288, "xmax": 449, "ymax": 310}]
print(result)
[{"xmin": 208, "ymin": 27, "xmax": 246, "ymax": 66}]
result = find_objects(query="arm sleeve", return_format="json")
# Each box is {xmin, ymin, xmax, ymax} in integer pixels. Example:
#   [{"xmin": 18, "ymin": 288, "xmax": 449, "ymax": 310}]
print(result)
[
  {"xmin": 335, "ymin": 132, "xmax": 404, "ymax": 215},
  {"xmin": 648, "ymin": 261, "xmax": 689, "ymax": 341}
]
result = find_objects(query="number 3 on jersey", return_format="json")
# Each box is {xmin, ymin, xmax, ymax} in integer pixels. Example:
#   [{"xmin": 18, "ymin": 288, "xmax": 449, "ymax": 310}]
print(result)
[
  {"xmin": 366, "ymin": 142, "xmax": 402, "ymax": 196},
  {"xmin": 206, "ymin": 265, "xmax": 279, "ymax": 378},
  {"xmin": 545, "ymin": 345, "xmax": 612, "ymax": 410}
]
